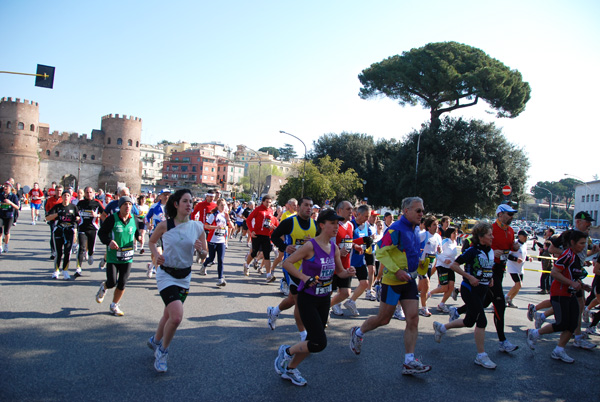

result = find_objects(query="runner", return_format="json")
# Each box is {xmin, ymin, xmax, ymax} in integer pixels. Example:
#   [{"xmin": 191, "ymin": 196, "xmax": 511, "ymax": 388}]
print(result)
[
  {"xmin": 45, "ymin": 185, "xmax": 63, "ymax": 260},
  {"xmin": 417, "ymin": 215, "xmax": 443, "ymax": 317},
  {"xmin": 45, "ymin": 190, "xmax": 80, "ymax": 279},
  {"xmin": 432, "ymin": 222, "xmax": 498, "ymax": 369},
  {"xmin": 95, "ymin": 196, "xmax": 141, "ymax": 316},
  {"xmin": 75, "ymin": 186, "xmax": 104, "ymax": 278},
  {"xmin": 330, "ymin": 201, "xmax": 356, "ymax": 317},
  {"xmin": 526, "ymin": 230, "xmax": 593, "ymax": 363},
  {"xmin": 0, "ymin": 182, "xmax": 20, "ymax": 254},
  {"xmin": 200, "ymin": 198, "xmax": 229, "ymax": 285},
  {"xmin": 135, "ymin": 194, "xmax": 149, "ymax": 253},
  {"xmin": 233, "ymin": 201, "xmax": 247, "ymax": 239},
  {"xmin": 243, "ymin": 195, "xmax": 275, "ymax": 277},
  {"xmin": 349, "ymin": 197, "xmax": 432, "ymax": 375},
  {"xmin": 239, "ymin": 201, "xmax": 254, "ymax": 246},
  {"xmin": 145, "ymin": 189, "xmax": 171, "ymax": 277},
  {"xmin": 28, "ymin": 182, "xmax": 44, "ymax": 224},
  {"xmin": 147, "ymin": 189, "xmax": 208, "ymax": 373},
  {"xmin": 505, "ymin": 230, "xmax": 529, "ymax": 308},
  {"xmin": 426, "ymin": 226, "xmax": 459, "ymax": 312},
  {"xmin": 268, "ymin": 197, "xmax": 316, "ymax": 340},
  {"xmin": 274, "ymin": 208, "xmax": 354, "ymax": 386}
]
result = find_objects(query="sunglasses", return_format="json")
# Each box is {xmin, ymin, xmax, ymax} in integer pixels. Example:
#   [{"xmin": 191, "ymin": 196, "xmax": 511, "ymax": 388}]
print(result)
[
  {"xmin": 506, "ymin": 212, "xmax": 514, "ymax": 217},
  {"xmin": 414, "ymin": 209, "xmax": 424, "ymax": 214}
]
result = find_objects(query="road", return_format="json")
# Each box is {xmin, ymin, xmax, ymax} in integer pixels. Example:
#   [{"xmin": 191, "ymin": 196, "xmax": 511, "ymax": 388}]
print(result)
[{"xmin": 0, "ymin": 221, "xmax": 598, "ymax": 402}]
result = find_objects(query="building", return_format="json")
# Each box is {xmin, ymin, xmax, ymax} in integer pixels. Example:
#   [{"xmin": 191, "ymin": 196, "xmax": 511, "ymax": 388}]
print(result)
[
  {"xmin": 0, "ymin": 97, "xmax": 142, "ymax": 193},
  {"xmin": 140, "ymin": 143, "xmax": 165, "ymax": 189},
  {"xmin": 159, "ymin": 148, "xmax": 218, "ymax": 189},
  {"xmin": 216, "ymin": 157, "xmax": 245, "ymax": 197},
  {"xmin": 573, "ymin": 180, "xmax": 600, "ymax": 223}
]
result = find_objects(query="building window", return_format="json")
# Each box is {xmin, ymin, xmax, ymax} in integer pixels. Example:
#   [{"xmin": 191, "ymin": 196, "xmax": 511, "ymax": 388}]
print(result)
[
  {"xmin": 181, "ymin": 166, "xmax": 188, "ymax": 172},
  {"xmin": 55, "ymin": 151, "xmax": 60, "ymax": 157},
  {"xmin": 18, "ymin": 122, "xmax": 24, "ymax": 130},
  {"xmin": 46, "ymin": 150, "xmax": 50, "ymax": 156},
  {"xmin": 587, "ymin": 195, "xmax": 590, "ymax": 202},
  {"xmin": 172, "ymin": 174, "xmax": 178, "ymax": 179},
  {"xmin": 107, "ymin": 138, "xmax": 111, "ymax": 145},
  {"xmin": 82, "ymin": 154, "xmax": 87, "ymax": 160},
  {"xmin": 136, "ymin": 141, "xmax": 139, "ymax": 147},
  {"xmin": 166, "ymin": 166, "xmax": 170, "ymax": 171},
  {"xmin": 172, "ymin": 166, "xmax": 178, "ymax": 171},
  {"xmin": 91, "ymin": 155, "xmax": 95, "ymax": 160},
  {"xmin": 582, "ymin": 195, "xmax": 585, "ymax": 202},
  {"xmin": 211, "ymin": 168, "xmax": 215, "ymax": 172},
  {"xmin": 191, "ymin": 175, "xmax": 196, "ymax": 181},
  {"xmin": 128, "ymin": 139, "xmax": 133, "ymax": 146},
  {"xmin": 6, "ymin": 122, "xmax": 11, "ymax": 129},
  {"xmin": 30, "ymin": 124, "xmax": 35, "ymax": 131},
  {"xmin": 192, "ymin": 166, "xmax": 196, "ymax": 172},
  {"xmin": 596, "ymin": 194, "xmax": 599, "ymax": 202},
  {"xmin": 117, "ymin": 138, "xmax": 123, "ymax": 145},
  {"xmin": 181, "ymin": 174, "xmax": 188, "ymax": 179}
]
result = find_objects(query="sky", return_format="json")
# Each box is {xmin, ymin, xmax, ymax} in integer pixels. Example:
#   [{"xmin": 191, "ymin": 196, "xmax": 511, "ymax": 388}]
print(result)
[{"xmin": 2, "ymin": 0, "xmax": 599, "ymax": 191}]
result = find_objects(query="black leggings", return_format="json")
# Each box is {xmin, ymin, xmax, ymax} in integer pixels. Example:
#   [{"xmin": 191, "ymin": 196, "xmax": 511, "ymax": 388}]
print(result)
[
  {"xmin": 297, "ymin": 292, "xmax": 330, "ymax": 354},
  {"xmin": 481, "ymin": 264, "xmax": 507, "ymax": 341},
  {"xmin": 106, "ymin": 263, "xmax": 132, "ymax": 291},
  {"xmin": 460, "ymin": 283, "xmax": 488, "ymax": 328},
  {"xmin": 551, "ymin": 295, "xmax": 579, "ymax": 333},
  {"xmin": 585, "ymin": 276, "xmax": 599, "ymax": 306},
  {"xmin": 77, "ymin": 229, "xmax": 98, "ymax": 267},
  {"xmin": 53, "ymin": 226, "xmax": 74, "ymax": 270}
]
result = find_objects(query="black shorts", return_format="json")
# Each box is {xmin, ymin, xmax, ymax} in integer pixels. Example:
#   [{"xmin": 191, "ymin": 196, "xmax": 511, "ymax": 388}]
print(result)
[
  {"xmin": 353, "ymin": 265, "xmax": 368, "ymax": 281},
  {"xmin": 365, "ymin": 253, "xmax": 375, "ymax": 266},
  {"xmin": 510, "ymin": 273, "xmax": 523, "ymax": 283},
  {"xmin": 332, "ymin": 273, "xmax": 352, "ymax": 290},
  {"xmin": 436, "ymin": 266, "xmax": 455, "ymax": 285},
  {"xmin": 250, "ymin": 235, "xmax": 272, "ymax": 260},
  {"xmin": 288, "ymin": 274, "xmax": 301, "ymax": 295},
  {"xmin": 0, "ymin": 217, "xmax": 14, "ymax": 235},
  {"xmin": 381, "ymin": 281, "xmax": 419, "ymax": 305},
  {"xmin": 160, "ymin": 285, "xmax": 190, "ymax": 306},
  {"xmin": 137, "ymin": 220, "xmax": 146, "ymax": 231}
]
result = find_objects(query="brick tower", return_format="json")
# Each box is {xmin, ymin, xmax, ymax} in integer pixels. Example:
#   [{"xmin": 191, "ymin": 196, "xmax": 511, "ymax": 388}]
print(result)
[
  {"xmin": 98, "ymin": 114, "xmax": 142, "ymax": 193},
  {"xmin": 0, "ymin": 97, "xmax": 40, "ymax": 186}
]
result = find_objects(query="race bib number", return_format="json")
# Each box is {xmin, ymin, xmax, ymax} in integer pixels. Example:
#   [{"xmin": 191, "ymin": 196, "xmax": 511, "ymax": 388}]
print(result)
[
  {"xmin": 215, "ymin": 228, "xmax": 226, "ymax": 237},
  {"xmin": 315, "ymin": 283, "xmax": 332, "ymax": 295},
  {"xmin": 116, "ymin": 247, "xmax": 134, "ymax": 261},
  {"xmin": 499, "ymin": 250, "xmax": 509, "ymax": 261},
  {"xmin": 341, "ymin": 239, "xmax": 353, "ymax": 252}
]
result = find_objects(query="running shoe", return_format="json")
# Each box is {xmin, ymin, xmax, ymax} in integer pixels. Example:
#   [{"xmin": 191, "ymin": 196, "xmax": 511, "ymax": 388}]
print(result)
[
  {"xmin": 140, "ymin": 248, "xmax": 145, "ymax": 255},
  {"xmin": 585, "ymin": 326, "xmax": 598, "ymax": 336},
  {"xmin": 253, "ymin": 259, "xmax": 259, "ymax": 269},
  {"xmin": 344, "ymin": 299, "xmax": 360, "ymax": 316},
  {"xmin": 551, "ymin": 348, "xmax": 574, "ymax": 363},
  {"xmin": 280, "ymin": 278, "xmax": 289, "ymax": 295},
  {"xmin": 364, "ymin": 290, "xmax": 377, "ymax": 301},
  {"xmin": 257, "ymin": 267, "xmax": 264, "ymax": 275},
  {"xmin": 506, "ymin": 299, "xmax": 517, "ymax": 308},
  {"xmin": 274, "ymin": 344, "xmax": 291, "ymax": 375},
  {"xmin": 198, "ymin": 265, "xmax": 207, "ymax": 275},
  {"xmin": 267, "ymin": 306, "xmax": 279, "ymax": 330},
  {"xmin": 402, "ymin": 359, "xmax": 432, "ymax": 375},
  {"xmin": 526, "ymin": 329, "xmax": 538, "ymax": 350},
  {"xmin": 451, "ymin": 287, "xmax": 459, "ymax": 301},
  {"xmin": 154, "ymin": 347, "xmax": 168, "ymax": 372},
  {"xmin": 0, "ymin": 247, "xmax": 3, "ymax": 255},
  {"xmin": 134, "ymin": 244, "xmax": 138, "ymax": 251},
  {"xmin": 448, "ymin": 306, "xmax": 460, "ymax": 322},
  {"xmin": 498, "ymin": 340, "xmax": 518, "ymax": 353},
  {"xmin": 243, "ymin": 263, "xmax": 249, "ymax": 276},
  {"xmin": 582, "ymin": 307, "xmax": 590, "ymax": 324},
  {"xmin": 527, "ymin": 303, "xmax": 536, "ymax": 322},
  {"xmin": 146, "ymin": 263, "xmax": 154, "ymax": 279},
  {"xmin": 534, "ymin": 312, "xmax": 546, "ymax": 329},
  {"xmin": 110, "ymin": 303, "xmax": 124, "ymax": 316},
  {"xmin": 437, "ymin": 303, "xmax": 449, "ymax": 313},
  {"xmin": 52, "ymin": 270, "xmax": 60, "ymax": 279},
  {"xmin": 374, "ymin": 283, "xmax": 382, "ymax": 302},
  {"xmin": 96, "ymin": 283, "xmax": 106, "ymax": 303},
  {"xmin": 217, "ymin": 278, "xmax": 226, "ymax": 287},
  {"xmin": 88, "ymin": 254, "xmax": 94, "ymax": 266},
  {"xmin": 62, "ymin": 271, "xmax": 70, "ymax": 280},
  {"xmin": 281, "ymin": 367, "xmax": 307, "ymax": 386},
  {"xmin": 573, "ymin": 338, "xmax": 597, "ymax": 350},
  {"xmin": 419, "ymin": 307, "xmax": 432, "ymax": 317},
  {"xmin": 3, "ymin": 243, "xmax": 8, "ymax": 253},
  {"xmin": 147, "ymin": 336, "xmax": 160, "ymax": 352},
  {"xmin": 98, "ymin": 258, "xmax": 106, "ymax": 270},
  {"xmin": 31, "ymin": 221, "xmax": 36, "ymax": 225},
  {"xmin": 266, "ymin": 274, "xmax": 276, "ymax": 283},
  {"xmin": 74, "ymin": 268, "xmax": 82, "ymax": 279},
  {"xmin": 474, "ymin": 354, "xmax": 497, "ymax": 369},
  {"xmin": 350, "ymin": 326, "xmax": 363, "ymax": 355},
  {"xmin": 433, "ymin": 321, "xmax": 444, "ymax": 343},
  {"xmin": 393, "ymin": 305, "xmax": 406, "ymax": 321},
  {"xmin": 331, "ymin": 303, "xmax": 344, "ymax": 316}
]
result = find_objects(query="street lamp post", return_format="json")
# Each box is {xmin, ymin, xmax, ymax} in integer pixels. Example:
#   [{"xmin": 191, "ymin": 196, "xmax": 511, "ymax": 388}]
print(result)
[
  {"xmin": 243, "ymin": 145, "xmax": 262, "ymax": 199},
  {"xmin": 533, "ymin": 185, "xmax": 552, "ymax": 223},
  {"xmin": 279, "ymin": 130, "xmax": 307, "ymax": 198}
]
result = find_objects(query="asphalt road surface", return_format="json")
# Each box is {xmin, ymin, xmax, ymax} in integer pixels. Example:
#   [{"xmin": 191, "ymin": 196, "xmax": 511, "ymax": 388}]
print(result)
[{"xmin": 1, "ymin": 222, "xmax": 598, "ymax": 402}]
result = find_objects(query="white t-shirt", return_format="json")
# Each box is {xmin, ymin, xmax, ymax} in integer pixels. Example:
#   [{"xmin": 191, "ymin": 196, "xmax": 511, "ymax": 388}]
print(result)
[
  {"xmin": 506, "ymin": 241, "xmax": 527, "ymax": 274},
  {"xmin": 420, "ymin": 231, "xmax": 442, "ymax": 260},
  {"xmin": 436, "ymin": 238, "xmax": 458, "ymax": 268}
]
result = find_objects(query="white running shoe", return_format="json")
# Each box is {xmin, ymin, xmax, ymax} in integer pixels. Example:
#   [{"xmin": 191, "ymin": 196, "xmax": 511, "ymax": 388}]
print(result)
[
  {"xmin": 433, "ymin": 321, "xmax": 445, "ymax": 343},
  {"xmin": 393, "ymin": 305, "xmax": 406, "ymax": 321},
  {"xmin": 280, "ymin": 278, "xmax": 289, "ymax": 295},
  {"xmin": 217, "ymin": 278, "xmax": 226, "ymax": 287},
  {"xmin": 267, "ymin": 306, "xmax": 279, "ymax": 330},
  {"xmin": 146, "ymin": 263, "xmax": 154, "ymax": 279},
  {"xmin": 498, "ymin": 340, "xmax": 518, "ymax": 353},
  {"xmin": 573, "ymin": 337, "xmax": 597, "ymax": 350},
  {"xmin": 3, "ymin": 243, "xmax": 8, "ymax": 253},
  {"xmin": 344, "ymin": 299, "xmax": 360, "ymax": 316},
  {"xmin": 331, "ymin": 303, "xmax": 344, "ymax": 316},
  {"xmin": 62, "ymin": 271, "xmax": 70, "ymax": 280},
  {"xmin": 526, "ymin": 329, "xmax": 538, "ymax": 350},
  {"xmin": 52, "ymin": 270, "xmax": 60, "ymax": 279},
  {"xmin": 96, "ymin": 283, "xmax": 106, "ymax": 303},
  {"xmin": 437, "ymin": 303, "xmax": 449, "ymax": 313},
  {"xmin": 281, "ymin": 367, "xmax": 307, "ymax": 386},
  {"xmin": 451, "ymin": 287, "xmax": 459, "ymax": 301},
  {"xmin": 350, "ymin": 326, "xmax": 363, "ymax": 355},
  {"xmin": 474, "ymin": 353, "xmax": 497, "ymax": 369},
  {"xmin": 154, "ymin": 347, "xmax": 168, "ymax": 372},
  {"xmin": 582, "ymin": 308, "xmax": 590, "ymax": 324},
  {"xmin": 419, "ymin": 307, "xmax": 432, "ymax": 317},
  {"xmin": 551, "ymin": 348, "xmax": 574, "ymax": 363},
  {"xmin": 198, "ymin": 265, "xmax": 207, "ymax": 275},
  {"xmin": 243, "ymin": 263, "xmax": 249, "ymax": 276},
  {"xmin": 527, "ymin": 303, "xmax": 536, "ymax": 322},
  {"xmin": 534, "ymin": 312, "xmax": 546, "ymax": 329},
  {"xmin": 448, "ymin": 307, "xmax": 460, "ymax": 322},
  {"xmin": 585, "ymin": 326, "xmax": 598, "ymax": 336},
  {"xmin": 110, "ymin": 303, "xmax": 124, "ymax": 316}
]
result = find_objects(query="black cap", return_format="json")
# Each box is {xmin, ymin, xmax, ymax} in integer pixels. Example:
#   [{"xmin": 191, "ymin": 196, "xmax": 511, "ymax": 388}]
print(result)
[
  {"xmin": 575, "ymin": 211, "xmax": 595, "ymax": 222},
  {"xmin": 35, "ymin": 64, "xmax": 55, "ymax": 89},
  {"xmin": 517, "ymin": 230, "xmax": 528, "ymax": 237},
  {"xmin": 316, "ymin": 208, "xmax": 344, "ymax": 224},
  {"xmin": 384, "ymin": 212, "xmax": 392, "ymax": 217}
]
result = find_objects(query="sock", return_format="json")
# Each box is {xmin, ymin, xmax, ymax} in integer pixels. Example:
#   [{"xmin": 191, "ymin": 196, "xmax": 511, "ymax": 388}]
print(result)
[
  {"xmin": 477, "ymin": 352, "xmax": 488, "ymax": 359},
  {"xmin": 404, "ymin": 353, "xmax": 415, "ymax": 364},
  {"xmin": 356, "ymin": 328, "xmax": 364, "ymax": 337},
  {"xmin": 531, "ymin": 329, "xmax": 540, "ymax": 338},
  {"xmin": 273, "ymin": 305, "xmax": 281, "ymax": 315},
  {"xmin": 159, "ymin": 345, "xmax": 168, "ymax": 353},
  {"xmin": 575, "ymin": 334, "xmax": 583, "ymax": 341},
  {"xmin": 299, "ymin": 330, "xmax": 307, "ymax": 339},
  {"xmin": 285, "ymin": 347, "xmax": 292, "ymax": 357},
  {"xmin": 554, "ymin": 346, "xmax": 564, "ymax": 353},
  {"xmin": 440, "ymin": 324, "xmax": 447, "ymax": 333}
]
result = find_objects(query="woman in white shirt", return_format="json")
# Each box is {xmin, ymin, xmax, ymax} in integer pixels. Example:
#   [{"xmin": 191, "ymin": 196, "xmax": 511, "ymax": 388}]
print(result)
[
  {"xmin": 427, "ymin": 226, "xmax": 459, "ymax": 312},
  {"xmin": 505, "ymin": 230, "xmax": 529, "ymax": 307}
]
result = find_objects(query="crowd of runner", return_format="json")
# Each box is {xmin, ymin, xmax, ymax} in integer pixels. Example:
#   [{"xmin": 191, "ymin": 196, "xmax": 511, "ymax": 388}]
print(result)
[{"xmin": 1, "ymin": 177, "xmax": 599, "ymax": 385}]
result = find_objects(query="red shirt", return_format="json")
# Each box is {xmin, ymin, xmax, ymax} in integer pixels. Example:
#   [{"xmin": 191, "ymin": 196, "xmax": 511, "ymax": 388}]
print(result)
[
  {"xmin": 45, "ymin": 196, "xmax": 62, "ymax": 213},
  {"xmin": 551, "ymin": 248, "xmax": 577, "ymax": 297},
  {"xmin": 246, "ymin": 204, "xmax": 274, "ymax": 236},
  {"xmin": 336, "ymin": 220, "xmax": 355, "ymax": 268},
  {"xmin": 47, "ymin": 187, "xmax": 56, "ymax": 198},
  {"xmin": 29, "ymin": 188, "xmax": 44, "ymax": 204},
  {"xmin": 491, "ymin": 220, "xmax": 515, "ymax": 264},
  {"xmin": 192, "ymin": 200, "xmax": 217, "ymax": 224}
]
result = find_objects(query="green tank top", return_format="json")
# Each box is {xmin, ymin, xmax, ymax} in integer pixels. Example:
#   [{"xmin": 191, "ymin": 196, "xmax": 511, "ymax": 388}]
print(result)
[{"xmin": 106, "ymin": 212, "xmax": 137, "ymax": 264}]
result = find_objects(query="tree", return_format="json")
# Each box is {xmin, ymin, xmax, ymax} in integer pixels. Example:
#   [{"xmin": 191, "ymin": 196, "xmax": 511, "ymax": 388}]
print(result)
[
  {"xmin": 258, "ymin": 146, "xmax": 280, "ymax": 159},
  {"xmin": 277, "ymin": 156, "xmax": 363, "ymax": 206},
  {"xmin": 383, "ymin": 117, "xmax": 529, "ymax": 216},
  {"xmin": 278, "ymin": 144, "xmax": 298, "ymax": 161},
  {"xmin": 358, "ymin": 41, "xmax": 532, "ymax": 132},
  {"xmin": 531, "ymin": 178, "xmax": 580, "ymax": 212}
]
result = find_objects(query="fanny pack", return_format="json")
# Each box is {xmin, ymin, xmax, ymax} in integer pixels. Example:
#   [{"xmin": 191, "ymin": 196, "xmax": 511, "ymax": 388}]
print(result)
[{"xmin": 161, "ymin": 265, "xmax": 191, "ymax": 279}]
